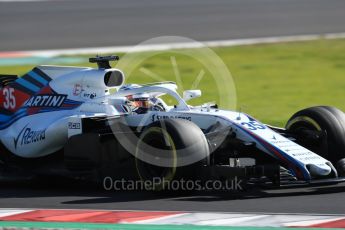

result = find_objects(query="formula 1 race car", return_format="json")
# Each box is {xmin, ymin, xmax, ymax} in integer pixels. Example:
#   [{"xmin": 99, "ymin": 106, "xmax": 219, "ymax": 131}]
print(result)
[{"xmin": 1, "ymin": 55, "xmax": 345, "ymax": 189}]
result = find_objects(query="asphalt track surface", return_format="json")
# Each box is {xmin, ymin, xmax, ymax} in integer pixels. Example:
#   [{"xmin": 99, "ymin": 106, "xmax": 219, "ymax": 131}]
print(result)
[
  {"xmin": 0, "ymin": 0, "xmax": 345, "ymax": 215},
  {"xmin": 1, "ymin": 0, "xmax": 345, "ymax": 51},
  {"xmin": 0, "ymin": 179, "xmax": 344, "ymax": 214}
]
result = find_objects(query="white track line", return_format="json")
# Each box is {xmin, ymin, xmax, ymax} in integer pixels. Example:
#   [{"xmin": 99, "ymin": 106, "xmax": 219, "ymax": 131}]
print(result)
[
  {"xmin": 1, "ymin": 32, "xmax": 345, "ymax": 58},
  {"xmin": 0, "ymin": 209, "xmax": 32, "ymax": 218}
]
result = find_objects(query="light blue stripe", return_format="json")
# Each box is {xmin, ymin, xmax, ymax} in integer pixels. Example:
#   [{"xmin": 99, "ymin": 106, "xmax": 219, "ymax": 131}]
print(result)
[
  {"xmin": 16, "ymin": 78, "xmax": 40, "ymax": 92},
  {"xmin": 28, "ymin": 71, "xmax": 48, "ymax": 85}
]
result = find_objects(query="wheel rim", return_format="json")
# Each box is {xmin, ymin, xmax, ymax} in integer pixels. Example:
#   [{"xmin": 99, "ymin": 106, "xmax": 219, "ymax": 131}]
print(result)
[{"xmin": 286, "ymin": 116, "xmax": 322, "ymax": 131}]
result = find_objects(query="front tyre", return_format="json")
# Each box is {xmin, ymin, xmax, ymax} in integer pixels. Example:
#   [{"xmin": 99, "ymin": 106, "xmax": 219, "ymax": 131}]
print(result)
[
  {"xmin": 135, "ymin": 119, "xmax": 209, "ymax": 191},
  {"xmin": 286, "ymin": 106, "xmax": 345, "ymax": 175}
]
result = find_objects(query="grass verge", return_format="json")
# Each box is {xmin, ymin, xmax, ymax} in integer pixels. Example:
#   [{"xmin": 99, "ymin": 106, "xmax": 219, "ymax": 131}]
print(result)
[{"xmin": 1, "ymin": 39, "xmax": 345, "ymax": 126}]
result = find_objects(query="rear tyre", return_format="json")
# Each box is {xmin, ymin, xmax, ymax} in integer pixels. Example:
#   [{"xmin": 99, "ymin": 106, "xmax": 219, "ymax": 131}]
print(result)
[
  {"xmin": 286, "ymin": 106, "xmax": 345, "ymax": 175},
  {"xmin": 135, "ymin": 119, "xmax": 209, "ymax": 191}
]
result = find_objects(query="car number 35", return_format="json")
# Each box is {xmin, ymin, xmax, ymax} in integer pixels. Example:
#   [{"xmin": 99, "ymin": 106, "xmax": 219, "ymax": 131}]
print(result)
[
  {"xmin": 241, "ymin": 121, "xmax": 266, "ymax": 130},
  {"xmin": 3, "ymin": 88, "xmax": 16, "ymax": 110}
]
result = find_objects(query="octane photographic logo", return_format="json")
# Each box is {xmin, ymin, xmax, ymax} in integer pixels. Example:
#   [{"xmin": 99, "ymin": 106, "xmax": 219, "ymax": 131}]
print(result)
[
  {"xmin": 103, "ymin": 176, "xmax": 244, "ymax": 191},
  {"xmin": 109, "ymin": 36, "xmax": 237, "ymax": 169}
]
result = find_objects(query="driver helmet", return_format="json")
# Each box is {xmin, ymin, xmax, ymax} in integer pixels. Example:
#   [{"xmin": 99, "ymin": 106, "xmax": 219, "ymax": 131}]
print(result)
[
  {"xmin": 120, "ymin": 84, "xmax": 152, "ymax": 114},
  {"xmin": 127, "ymin": 93, "xmax": 151, "ymax": 114}
]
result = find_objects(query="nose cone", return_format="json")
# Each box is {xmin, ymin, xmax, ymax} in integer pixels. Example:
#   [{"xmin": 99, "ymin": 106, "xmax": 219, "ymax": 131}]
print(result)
[{"xmin": 307, "ymin": 164, "xmax": 332, "ymax": 177}]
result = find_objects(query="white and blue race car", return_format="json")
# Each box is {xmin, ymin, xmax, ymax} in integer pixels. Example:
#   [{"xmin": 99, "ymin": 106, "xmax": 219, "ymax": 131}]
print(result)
[{"xmin": 0, "ymin": 55, "xmax": 345, "ymax": 188}]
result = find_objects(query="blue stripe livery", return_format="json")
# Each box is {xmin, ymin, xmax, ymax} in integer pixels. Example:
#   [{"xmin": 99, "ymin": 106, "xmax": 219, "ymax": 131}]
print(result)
[
  {"xmin": 16, "ymin": 78, "xmax": 41, "ymax": 92},
  {"xmin": 28, "ymin": 71, "xmax": 49, "ymax": 85}
]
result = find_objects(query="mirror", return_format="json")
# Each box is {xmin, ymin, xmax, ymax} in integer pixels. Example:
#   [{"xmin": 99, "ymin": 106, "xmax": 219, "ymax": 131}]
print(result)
[{"xmin": 183, "ymin": 90, "xmax": 201, "ymax": 101}]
